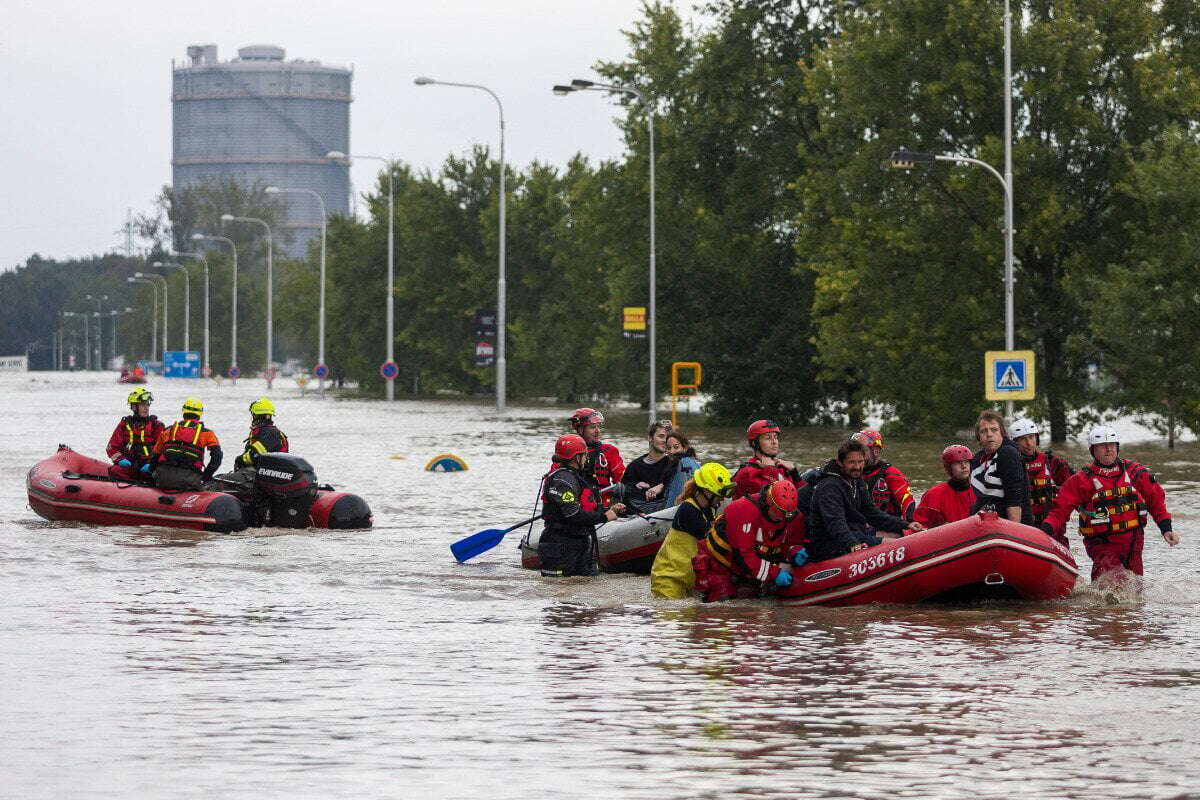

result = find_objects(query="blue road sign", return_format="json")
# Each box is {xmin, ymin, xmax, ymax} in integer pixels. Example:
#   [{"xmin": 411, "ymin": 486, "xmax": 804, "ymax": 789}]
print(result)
[
  {"xmin": 380, "ymin": 361, "xmax": 399, "ymax": 380},
  {"xmin": 228, "ymin": 366, "xmax": 240, "ymax": 378},
  {"xmin": 313, "ymin": 363, "xmax": 329, "ymax": 379},
  {"xmin": 984, "ymin": 350, "xmax": 1036, "ymax": 400},
  {"xmin": 163, "ymin": 350, "xmax": 201, "ymax": 379},
  {"xmin": 994, "ymin": 359, "xmax": 1025, "ymax": 392}
]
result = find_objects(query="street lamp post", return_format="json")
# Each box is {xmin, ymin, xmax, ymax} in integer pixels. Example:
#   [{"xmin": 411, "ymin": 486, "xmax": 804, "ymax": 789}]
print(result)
[
  {"xmin": 134, "ymin": 272, "xmax": 168, "ymax": 353},
  {"xmin": 266, "ymin": 186, "xmax": 327, "ymax": 394},
  {"xmin": 328, "ymin": 151, "xmax": 395, "ymax": 401},
  {"xmin": 152, "ymin": 261, "xmax": 190, "ymax": 352},
  {"xmin": 192, "ymin": 233, "xmax": 238, "ymax": 380},
  {"xmin": 109, "ymin": 307, "xmax": 133, "ymax": 364},
  {"xmin": 222, "ymin": 214, "xmax": 274, "ymax": 387},
  {"xmin": 554, "ymin": 78, "xmax": 657, "ymax": 422},
  {"xmin": 128, "ymin": 277, "xmax": 159, "ymax": 361},
  {"xmin": 171, "ymin": 250, "xmax": 210, "ymax": 376},
  {"xmin": 890, "ymin": 148, "xmax": 1014, "ymax": 416},
  {"xmin": 85, "ymin": 294, "xmax": 107, "ymax": 369},
  {"xmin": 414, "ymin": 77, "xmax": 507, "ymax": 413}
]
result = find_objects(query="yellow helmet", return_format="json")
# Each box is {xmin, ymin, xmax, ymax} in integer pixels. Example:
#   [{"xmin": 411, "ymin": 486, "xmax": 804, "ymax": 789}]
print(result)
[
  {"xmin": 249, "ymin": 397, "xmax": 276, "ymax": 417},
  {"xmin": 694, "ymin": 462, "xmax": 734, "ymax": 497},
  {"xmin": 182, "ymin": 397, "xmax": 204, "ymax": 417},
  {"xmin": 126, "ymin": 388, "xmax": 153, "ymax": 406}
]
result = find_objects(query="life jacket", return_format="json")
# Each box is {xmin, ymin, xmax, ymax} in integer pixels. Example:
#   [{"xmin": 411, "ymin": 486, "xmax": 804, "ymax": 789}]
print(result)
[
  {"xmin": 160, "ymin": 420, "xmax": 207, "ymax": 472},
  {"xmin": 123, "ymin": 416, "xmax": 159, "ymax": 460},
  {"xmin": 1076, "ymin": 462, "xmax": 1149, "ymax": 537},
  {"xmin": 863, "ymin": 461, "xmax": 898, "ymax": 514},
  {"xmin": 667, "ymin": 496, "xmax": 715, "ymax": 540},
  {"xmin": 1024, "ymin": 451, "xmax": 1057, "ymax": 519},
  {"xmin": 240, "ymin": 423, "xmax": 289, "ymax": 467},
  {"xmin": 702, "ymin": 496, "xmax": 785, "ymax": 573},
  {"xmin": 585, "ymin": 442, "xmax": 621, "ymax": 488},
  {"xmin": 541, "ymin": 466, "xmax": 601, "ymax": 514}
]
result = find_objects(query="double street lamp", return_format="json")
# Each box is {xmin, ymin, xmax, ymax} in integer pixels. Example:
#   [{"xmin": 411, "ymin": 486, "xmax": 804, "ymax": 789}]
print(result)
[
  {"xmin": 61, "ymin": 311, "xmax": 90, "ymax": 370},
  {"xmin": 171, "ymin": 250, "xmax": 210, "ymax": 375},
  {"xmin": 192, "ymin": 233, "xmax": 238, "ymax": 379},
  {"xmin": 133, "ymin": 272, "xmax": 168, "ymax": 353},
  {"xmin": 266, "ymin": 186, "xmax": 327, "ymax": 394},
  {"xmin": 85, "ymin": 293, "xmax": 107, "ymax": 369},
  {"xmin": 221, "ymin": 214, "xmax": 274, "ymax": 386},
  {"xmin": 414, "ymin": 76, "xmax": 507, "ymax": 413},
  {"xmin": 327, "ymin": 150, "xmax": 396, "ymax": 401},
  {"xmin": 554, "ymin": 78, "xmax": 658, "ymax": 422}
]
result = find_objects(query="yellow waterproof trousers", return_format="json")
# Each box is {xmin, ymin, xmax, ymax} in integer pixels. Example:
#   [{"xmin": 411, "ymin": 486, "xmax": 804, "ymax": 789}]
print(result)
[{"xmin": 650, "ymin": 529, "xmax": 699, "ymax": 599}]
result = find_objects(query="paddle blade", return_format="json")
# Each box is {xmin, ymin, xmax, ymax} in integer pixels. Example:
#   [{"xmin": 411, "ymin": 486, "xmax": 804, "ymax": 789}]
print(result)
[{"xmin": 450, "ymin": 527, "xmax": 510, "ymax": 563}]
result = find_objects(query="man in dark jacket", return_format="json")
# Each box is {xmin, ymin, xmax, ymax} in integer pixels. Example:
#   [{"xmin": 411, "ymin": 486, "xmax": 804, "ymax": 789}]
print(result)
[
  {"xmin": 808, "ymin": 439, "xmax": 924, "ymax": 562},
  {"xmin": 539, "ymin": 434, "xmax": 626, "ymax": 577}
]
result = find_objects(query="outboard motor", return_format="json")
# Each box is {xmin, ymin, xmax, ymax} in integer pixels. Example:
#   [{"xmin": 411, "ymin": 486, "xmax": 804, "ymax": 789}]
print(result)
[{"xmin": 252, "ymin": 453, "xmax": 318, "ymax": 528}]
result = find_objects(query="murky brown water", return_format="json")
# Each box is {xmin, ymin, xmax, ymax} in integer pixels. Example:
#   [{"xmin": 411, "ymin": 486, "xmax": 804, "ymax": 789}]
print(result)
[{"xmin": 2, "ymin": 372, "xmax": 1197, "ymax": 799}]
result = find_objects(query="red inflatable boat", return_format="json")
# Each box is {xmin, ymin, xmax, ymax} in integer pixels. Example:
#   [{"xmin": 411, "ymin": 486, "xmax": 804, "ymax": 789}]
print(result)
[
  {"xmin": 778, "ymin": 512, "xmax": 1078, "ymax": 606},
  {"xmin": 27, "ymin": 446, "xmax": 372, "ymax": 533}
]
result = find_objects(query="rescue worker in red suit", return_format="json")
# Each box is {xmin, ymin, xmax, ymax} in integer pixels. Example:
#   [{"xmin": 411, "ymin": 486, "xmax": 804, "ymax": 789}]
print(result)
[
  {"xmin": 732, "ymin": 419, "xmax": 809, "ymax": 554},
  {"xmin": 914, "ymin": 445, "xmax": 975, "ymax": 528},
  {"xmin": 539, "ymin": 434, "xmax": 627, "ymax": 577},
  {"xmin": 106, "ymin": 388, "xmax": 165, "ymax": 481},
  {"xmin": 1009, "ymin": 418, "xmax": 1073, "ymax": 526},
  {"xmin": 1040, "ymin": 426, "xmax": 1179, "ymax": 586},
  {"xmin": 569, "ymin": 408, "xmax": 625, "ymax": 491},
  {"xmin": 853, "ymin": 429, "xmax": 916, "ymax": 522},
  {"xmin": 693, "ymin": 479, "xmax": 805, "ymax": 602}
]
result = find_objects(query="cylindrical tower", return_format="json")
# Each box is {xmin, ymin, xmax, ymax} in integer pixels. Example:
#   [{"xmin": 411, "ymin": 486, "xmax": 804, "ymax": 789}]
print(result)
[{"xmin": 172, "ymin": 44, "xmax": 351, "ymax": 258}]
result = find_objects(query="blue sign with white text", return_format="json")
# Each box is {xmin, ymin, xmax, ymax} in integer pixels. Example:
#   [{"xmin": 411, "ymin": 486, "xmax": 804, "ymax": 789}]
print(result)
[{"xmin": 163, "ymin": 351, "xmax": 201, "ymax": 379}]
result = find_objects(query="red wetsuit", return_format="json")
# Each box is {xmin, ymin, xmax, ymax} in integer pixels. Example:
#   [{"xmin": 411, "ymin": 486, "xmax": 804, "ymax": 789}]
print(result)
[
  {"xmin": 862, "ymin": 460, "xmax": 916, "ymax": 521},
  {"xmin": 105, "ymin": 415, "xmax": 165, "ymax": 479},
  {"xmin": 733, "ymin": 456, "xmax": 807, "ymax": 546},
  {"xmin": 693, "ymin": 495, "xmax": 796, "ymax": 602},
  {"xmin": 914, "ymin": 480, "xmax": 975, "ymax": 528},
  {"xmin": 1041, "ymin": 459, "xmax": 1172, "ymax": 582},
  {"xmin": 1023, "ymin": 450, "xmax": 1073, "ymax": 524}
]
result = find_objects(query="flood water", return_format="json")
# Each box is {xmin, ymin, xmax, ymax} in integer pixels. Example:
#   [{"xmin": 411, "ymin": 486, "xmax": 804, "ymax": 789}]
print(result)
[{"xmin": 2, "ymin": 371, "xmax": 1198, "ymax": 799}]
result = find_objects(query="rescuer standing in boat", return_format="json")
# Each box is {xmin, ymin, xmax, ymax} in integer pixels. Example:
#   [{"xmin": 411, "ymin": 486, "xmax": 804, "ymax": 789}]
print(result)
[
  {"xmin": 106, "ymin": 388, "xmax": 164, "ymax": 481},
  {"xmin": 539, "ymin": 434, "xmax": 626, "ymax": 577},
  {"xmin": 569, "ymin": 408, "xmax": 625, "ymax": 491},
  {"xmin": 914, "ymin": 445, "xmax": 975, "ymax": 528},
  {"xmin": 1039, "ymin": 426, "xmax": 1178, "ymax": 586},
  {"xmin": 152, "ymin": 397, "xmax": 223, "ymax": 491},
  {"xmin": 1009, "ymin": 418, "xmax": 1073, "ymax": 526}
]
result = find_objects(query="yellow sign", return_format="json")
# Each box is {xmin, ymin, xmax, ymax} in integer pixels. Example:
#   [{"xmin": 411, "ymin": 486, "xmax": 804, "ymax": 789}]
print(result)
[
  {"xmin": 984, "ymin": 350, "xmax": 1036, "ymax": 401},
  {"xmin": 622, "ymin": 307, "xmax": 647, "ymax": 340},
  {"xmin": 670, "ymin": 361, "xmax": 703, "ymax": 428}
]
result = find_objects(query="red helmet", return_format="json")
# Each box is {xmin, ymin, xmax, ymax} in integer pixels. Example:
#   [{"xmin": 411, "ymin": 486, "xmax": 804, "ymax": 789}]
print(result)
[
  {"xmin": 941, "ymin": 444, "xmax": 973, "ymax": 474},
  {"xmin": 854, "ymin": 429, "xmax": 883, "ymax": 449},
  {"xmin": 554, "ymin": 434, "xmax": 588, "ymax": 462},
  {"xmin": 570, "ymin": 408, "xmax": 604, "ymax": 429},
  {"xmin": 765, "ymin": 479, "xmax": 799, "ymax": 517},
  {"xmin": 746, "ymin": 419, "xmax": 781, "ymax": 443}
]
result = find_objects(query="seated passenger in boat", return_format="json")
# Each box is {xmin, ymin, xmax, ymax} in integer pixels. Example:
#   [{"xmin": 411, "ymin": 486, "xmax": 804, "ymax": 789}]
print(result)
[
  {"xmin": 732, "ymin": 419, "xmax": 802, "ymax": 498},
  {"xmin": 969, "ymin": 410, "xmax": 1033, "ymax": 524},
  {"xmin": 807, "ymin": 439, "xmax": 923, "ymax": 562},
  {"xmin": 914, "ymin": 445, "xmax": 975, "ymax": 528},
  {"xmin": 692, "ymin": 479, "xmax": 803, "ymax": 602},
  {"xmin": 539, "ymin": 434, "xmax": 626, "ymax": 577},
  {"xmin": 620, "ymin": 419, "xmax": 676, "ymax": 508},
  {"xmin": 106, "ymin": 388, "xmax": 164, "ymax": 481},
  {"xmin": 663, "ymin": 430, "xmax": 701, "ymax": 506},
  {"xmin": 152, "ymin": 397, "xmax": 223, "ymax": 491},
  {"xmin": 650, "ymin": 463, "xmax": 733, "ymax": 599}
]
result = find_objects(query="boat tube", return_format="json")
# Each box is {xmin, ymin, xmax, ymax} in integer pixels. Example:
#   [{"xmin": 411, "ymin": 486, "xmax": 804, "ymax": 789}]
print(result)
[{"xmin": 520, "ymin": 505, "xmax": 678, "ymax": 574}]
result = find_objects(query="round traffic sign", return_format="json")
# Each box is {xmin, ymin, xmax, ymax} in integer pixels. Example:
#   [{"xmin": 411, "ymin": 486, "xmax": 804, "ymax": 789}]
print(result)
[
  {"xmin": 228, "ymin": 366, "xmax": 241, "ymax": 378},
  {"xmin": 313, "ymin": 363, "xmax": 329, "ymax": 379},
  {"xmin": 202, "ymin": 366, "xmax": 212, "ymax": 378},
  {"xmin": 379, "ymin": 360, "xmax": 399, "ymax": 380}
]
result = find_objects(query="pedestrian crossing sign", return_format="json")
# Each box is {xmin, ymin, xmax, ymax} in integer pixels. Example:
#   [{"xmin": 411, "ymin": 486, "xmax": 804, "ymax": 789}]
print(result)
[{"xmin": 985, "ymin": 350, "xmax": 1036, "ymax": 400}]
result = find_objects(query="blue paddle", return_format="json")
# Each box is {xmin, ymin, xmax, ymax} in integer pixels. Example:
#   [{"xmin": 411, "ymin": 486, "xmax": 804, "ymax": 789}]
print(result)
[{"xmin": 451, "ymin": 515, "xmax": 541, "ymax": 563}]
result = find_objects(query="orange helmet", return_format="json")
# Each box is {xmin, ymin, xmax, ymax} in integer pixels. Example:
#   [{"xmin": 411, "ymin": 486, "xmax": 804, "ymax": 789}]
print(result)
[
  {"xmin": 554, "ymin": 434, "xmax": 588, "ymax": 462},
  {"xmin": 765, "ymin": 479, "xmax": 799, "ymax": 517},
  {"xmin": 854, "ymin": 429, "xmax": 883, "ymax": 449}
]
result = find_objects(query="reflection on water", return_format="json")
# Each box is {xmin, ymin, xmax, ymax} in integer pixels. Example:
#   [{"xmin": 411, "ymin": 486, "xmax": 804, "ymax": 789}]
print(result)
[{"xmin": 0, "ymin": 372, "xmax": 1197, "ymax": 799}]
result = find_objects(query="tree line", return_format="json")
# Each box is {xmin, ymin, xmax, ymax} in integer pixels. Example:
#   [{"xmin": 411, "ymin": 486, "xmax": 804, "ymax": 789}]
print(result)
[{"xmin": 4, "ymin": 0, "xmax": 1199, "ymax": 444}]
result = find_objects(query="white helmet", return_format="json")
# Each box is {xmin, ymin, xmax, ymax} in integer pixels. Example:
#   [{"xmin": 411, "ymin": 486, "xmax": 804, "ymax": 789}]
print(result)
[
  {"xmin": 1009, "ymin": 419, "xmax": 1040, "ymax": 439},
  {"xmin": 1087, "ymin": 426, "xmax": 1120, "ymax": 446}
]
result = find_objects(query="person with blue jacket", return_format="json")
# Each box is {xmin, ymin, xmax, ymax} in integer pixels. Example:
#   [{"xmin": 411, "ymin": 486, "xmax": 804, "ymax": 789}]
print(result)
[{"xmin": 664, "ymin": 430, "xmax": 701, "ymax": 506}]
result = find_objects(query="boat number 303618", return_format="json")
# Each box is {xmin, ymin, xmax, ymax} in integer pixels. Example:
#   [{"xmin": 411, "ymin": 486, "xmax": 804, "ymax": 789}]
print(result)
[{"xmin": 848, "ymin": 546, "xmax": 907, "ymax": 578}]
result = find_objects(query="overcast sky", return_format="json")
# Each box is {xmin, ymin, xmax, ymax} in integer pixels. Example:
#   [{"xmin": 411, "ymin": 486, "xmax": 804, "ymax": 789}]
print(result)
[{"xmin": 2, "ymin": 0, "xmax": 700, "ymax": 271}]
